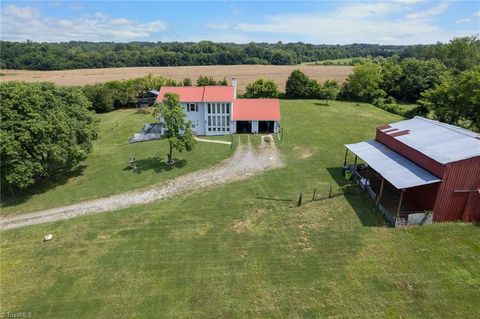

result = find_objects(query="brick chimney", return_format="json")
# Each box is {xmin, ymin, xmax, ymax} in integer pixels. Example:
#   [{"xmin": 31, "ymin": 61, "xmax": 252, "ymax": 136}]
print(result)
[{"xmin": 231, "ymin": 78, "xmax": 237, "ymax": 99}]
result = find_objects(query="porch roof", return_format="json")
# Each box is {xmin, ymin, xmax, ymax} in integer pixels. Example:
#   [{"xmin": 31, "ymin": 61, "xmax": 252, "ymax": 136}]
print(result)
[{"xmin": 345, "ymin": 140, "xmax": 442, "ymax": 189}]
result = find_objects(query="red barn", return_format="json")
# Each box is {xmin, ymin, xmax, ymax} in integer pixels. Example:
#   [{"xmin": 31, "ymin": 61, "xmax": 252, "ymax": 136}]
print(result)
[{"xmin": 344, "ymin": 117, "xmax": 480, "ymax": 226}]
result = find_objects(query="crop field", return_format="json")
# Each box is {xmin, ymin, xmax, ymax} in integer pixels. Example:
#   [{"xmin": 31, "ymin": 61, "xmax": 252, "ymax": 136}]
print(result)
[
  {"xmin": 0, "ymin": 65, "xmax": 353, "ymax": 92},
  {"xmin": 1, "ymin": 100, "xmax": 479, "ymax": 318}
]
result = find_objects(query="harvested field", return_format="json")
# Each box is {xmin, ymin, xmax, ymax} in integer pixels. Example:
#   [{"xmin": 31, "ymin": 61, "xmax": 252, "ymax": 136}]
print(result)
[{"xmin": 0, "ymin": 65, "xmax": 352, "ymax": 92}]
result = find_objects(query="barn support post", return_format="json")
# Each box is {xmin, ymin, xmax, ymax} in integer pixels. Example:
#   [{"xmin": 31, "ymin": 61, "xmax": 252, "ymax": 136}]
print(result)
[
  {"xmin": 397, "ymin": 189, "xmax": 405, "ymax": 219},
  {"xmin": 353, "ymin": 155, "xmax": 358, "ymax": 172},
  {"xmin": 376, "ymin": 177, "xmax": 385, "ymax": 207},
  {"xmin": 343, "ymin": 148, "xmax": 348, "ymax": 166}
]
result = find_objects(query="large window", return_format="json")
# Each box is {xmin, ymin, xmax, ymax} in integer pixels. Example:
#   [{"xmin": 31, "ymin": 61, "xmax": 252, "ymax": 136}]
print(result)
[{"xmin": 206, "ymin": 102, "xmax": 231, "ymax": 134}]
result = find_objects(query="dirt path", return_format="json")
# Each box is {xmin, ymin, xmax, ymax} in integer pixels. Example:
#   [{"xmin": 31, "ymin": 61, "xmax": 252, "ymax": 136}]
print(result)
[{"xmin": 1, "ymin": 136, "xmax": 282, "ymax": 230}]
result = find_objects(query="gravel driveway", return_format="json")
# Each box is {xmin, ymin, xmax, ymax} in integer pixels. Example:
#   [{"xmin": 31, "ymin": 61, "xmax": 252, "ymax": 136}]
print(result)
[{"xmin": 1, "ymin": 135, "xmax": 282, "ymax": 230}]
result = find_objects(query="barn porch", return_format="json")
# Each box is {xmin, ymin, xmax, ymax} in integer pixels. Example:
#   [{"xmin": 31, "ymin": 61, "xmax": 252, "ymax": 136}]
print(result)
[{"xmin": 343, "ymin": 140, "xmax": 442, "ymax": 226}]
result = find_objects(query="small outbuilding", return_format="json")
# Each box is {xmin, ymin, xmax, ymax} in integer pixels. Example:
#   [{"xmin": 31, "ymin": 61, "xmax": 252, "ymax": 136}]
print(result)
[{"xmin": 344, "ymin": 116, "xmax": 480, "ymax": 226}]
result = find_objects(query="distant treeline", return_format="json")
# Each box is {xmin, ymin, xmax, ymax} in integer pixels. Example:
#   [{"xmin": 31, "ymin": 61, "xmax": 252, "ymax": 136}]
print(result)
[{"xmin": 2, "ymin": 40, "xmax": 421, "ymax": 70}]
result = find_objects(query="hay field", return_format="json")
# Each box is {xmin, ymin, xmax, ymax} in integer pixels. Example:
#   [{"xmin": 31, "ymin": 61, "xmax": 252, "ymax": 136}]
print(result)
[{"xmin": 0, "ymin": 65, "xmax": 352, "ymax": 92}]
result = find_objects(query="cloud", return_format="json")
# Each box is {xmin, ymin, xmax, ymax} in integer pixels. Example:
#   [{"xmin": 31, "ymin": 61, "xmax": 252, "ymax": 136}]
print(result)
[
  {"xmin": 206, "ymin": 22, "xmax": 230, "ymax": 30},
  {"xmin": 232, "ymin": 2, "xmax": 475, "ymax": 44},
  {"xmin": 1, "ymin": 5, "xmax": 167, "ymax": 42},
  {"xmin": 475, "ymin": 11, "xmax": 480, "ymax": 17},
  {"xmin": 4, "ymin": 4, "xmax": 39, "ymax": 20},
  {"xmin": 406, "ymin": 2, "xmax": 449, "ymax": 19},
  {"xmin": 456, "ymin": 18, "xmax": 472, "ymax": 24}
]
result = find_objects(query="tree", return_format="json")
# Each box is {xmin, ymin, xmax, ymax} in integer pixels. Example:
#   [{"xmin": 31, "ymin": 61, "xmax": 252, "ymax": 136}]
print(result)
[
  {"xmin": 319, "ymin": 80, "xmax": 340, "ymax": 104},
  {"xmin": 0, "ymin": 81, "xmax": 98, "ymax": 193},
  {"xmin": 419, "ymin": 66, "xmax": 480, "ymax": 131},
  {"xmin": 154, "ymin": 93, "xmax": 196, "ymax": 164},
  {"xmin": 285, "ymin": 69, "xmax": 311, "ymax": 98},
  {"xmin": 182, "ymin": 77, "xmax": 193, "ymax": 86},
  {"xmin": 196, "ymin": 75, "xmax": 217, "ymax": 86},
  {"xmin": 342, "ymin": 59, "xmax": 385, "ymax": 102},
  {"xmin": 379, "ymin": 56, "xmax": 403, "ymax": 99},
  {"xmin": 398, "ymin": 58, "xmax": 448, "ymax": 102},
  {"xmin": 82, "ymin": 84, "xmax": 114, "ymax": 113},
  {"xmin": 244, "ymin": 78, "xmax": 279, "ymax": 98}
]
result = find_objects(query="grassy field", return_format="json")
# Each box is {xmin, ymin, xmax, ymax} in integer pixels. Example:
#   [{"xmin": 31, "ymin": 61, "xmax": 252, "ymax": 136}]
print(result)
[
  {"xmin": 0, "ymin": 65, "xmax": 352, "ymax": 92},
  {"xmin": 1, "ymin": 109, "xmax": 234, "ymax": 216},
  {"xmin": 1, "ymin": 100, "xmax": 479, "ymax": 318}
]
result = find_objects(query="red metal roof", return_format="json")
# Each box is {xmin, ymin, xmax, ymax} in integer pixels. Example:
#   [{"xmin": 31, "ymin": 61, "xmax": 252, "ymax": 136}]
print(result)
[
  {"xmin": 233, "ymin": 99, "xmax": 281, "ymax": 121},
  {"xmin": 157, "ymin": 86, "xmax": 234, "ymax": 102}
]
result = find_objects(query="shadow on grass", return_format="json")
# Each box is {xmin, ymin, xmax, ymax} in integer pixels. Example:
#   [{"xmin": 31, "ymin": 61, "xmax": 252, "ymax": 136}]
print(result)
[
  {"xmin": 126, "ymin": 157, "xmax": 187, "ymax": 174},
  {"xmin": 314, "ymin": 102, "xmax": 330, "ymax": 106},
  {"xmin": 326, "ymin": 166, "xmax": 386, "ymax": 227},
  {"xmin": 1, "ymin": 165, "xmax": 87, "ymax": 209}
]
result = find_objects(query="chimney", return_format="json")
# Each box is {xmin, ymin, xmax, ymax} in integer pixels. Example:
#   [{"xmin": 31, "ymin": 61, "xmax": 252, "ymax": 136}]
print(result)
[{"xmin": 231, "ymin": 78, "xmax": 237, "ymax": 99}]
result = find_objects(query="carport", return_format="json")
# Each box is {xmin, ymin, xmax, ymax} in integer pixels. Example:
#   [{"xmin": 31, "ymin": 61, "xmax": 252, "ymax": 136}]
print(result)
[{"xmin": 236, "ymin": 121, "xmax": 252, "ymax": 133}]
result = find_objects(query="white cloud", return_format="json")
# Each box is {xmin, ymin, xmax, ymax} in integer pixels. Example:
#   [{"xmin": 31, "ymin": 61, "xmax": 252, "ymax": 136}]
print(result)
[
  {"xmin": 456, "ymin": 18, "xmax": 472, "ymax": 24},
  {"xmin": 4, "ymin": 4, "xmax": 39, "ymax": 20},
  {"xmin": 232, "ymin": 2, "xmax": 475, "ymax": 44},
  {"xmin": 475, "ymin": 11, "xmax": 480, "ymax": 17},
  {"xmin": 1, "ymin": 5, "xmax": 167, "ymax": 42},
  {"xmin": 206, "ymin": 22, "xmax": 230, "ymax": 30},
  {"xmin": 406, "ymin": 2, "xmax": 449, "ymax": 19}
]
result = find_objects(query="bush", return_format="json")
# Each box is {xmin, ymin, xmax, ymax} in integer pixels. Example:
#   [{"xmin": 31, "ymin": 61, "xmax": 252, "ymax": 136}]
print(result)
[
  {"xmin": 1, "ymin": 82, "xmax": 98, "ymax": 193},
  {"xmin": 244, "ymin": 78, "xmax": 279, "ymax": 98},
  {"xmin": 82, "ymin": 84, "xmax": 115, "ymax": 113},
  {"xmin": 285, "ymin": 69, "xmax": 311, "ymax": 98}
]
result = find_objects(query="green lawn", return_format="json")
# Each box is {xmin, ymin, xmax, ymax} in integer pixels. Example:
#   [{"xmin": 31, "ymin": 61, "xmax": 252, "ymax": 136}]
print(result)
[
  {"xmin": 1, "ymin": 109, "xmax": 234, "ymax": 216},
  {"xmin": 1, "ymin": 100, "xmax": 479, "ymax": 318}
]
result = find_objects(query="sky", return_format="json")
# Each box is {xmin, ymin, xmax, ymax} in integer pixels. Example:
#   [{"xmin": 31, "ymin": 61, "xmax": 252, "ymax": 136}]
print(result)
[{"xmin": 1, "ymin": 1, "xmax": 479, "ymax": 45}]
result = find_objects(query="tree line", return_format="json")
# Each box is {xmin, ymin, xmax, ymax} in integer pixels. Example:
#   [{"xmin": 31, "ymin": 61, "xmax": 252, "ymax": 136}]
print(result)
[{"xmin": 2, "ymin": 40, "xmax": 417, "ymax": 70}]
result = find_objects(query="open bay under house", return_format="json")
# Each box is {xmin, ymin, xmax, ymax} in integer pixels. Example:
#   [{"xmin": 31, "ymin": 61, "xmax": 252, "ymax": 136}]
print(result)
[
  {"xmin": 344, "ymin": 117, "xmax": 480, "ymax": 226},
  {"xmin": 157, "ymin": 79, "xmax": 281, "ymax": 136}
]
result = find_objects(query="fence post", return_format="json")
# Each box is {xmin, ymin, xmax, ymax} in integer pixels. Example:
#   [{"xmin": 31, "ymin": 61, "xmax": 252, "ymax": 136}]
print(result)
[
  {"xmin": 312, "ymin": 188, "xmax": 317, "ymax": 201},
  {"xmin": 297, "ymin": 192, "xmax": 303, "ymax": 207},
  {"xmin": 230, "ymin": 134, "xmax": 233, "ymax": 149},
  {"xmin": 328, "ymin": 185, "xmax": 332, "ymax": 198}
]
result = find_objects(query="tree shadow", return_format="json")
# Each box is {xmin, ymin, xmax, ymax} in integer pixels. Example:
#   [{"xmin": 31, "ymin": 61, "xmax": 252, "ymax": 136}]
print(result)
[
  {"xmin": 314, "ymin": 102, "xmax": 330, "ymax": 106},
  {"xmin": 326, "ymin": 166, "xmax": 386, "ymax": 227},
  {"xmin": 1, "ymin": 165, "xmax": 87, "ymax": 209},
  {"xmin": 126, "ymin": 157, "xmax": 187, "ymax": 174}
]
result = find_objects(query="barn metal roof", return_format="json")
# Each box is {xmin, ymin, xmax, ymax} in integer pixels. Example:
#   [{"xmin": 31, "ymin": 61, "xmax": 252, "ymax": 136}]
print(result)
[
  {"xmin": 379, "ymin": 117, "xmax": 480, "ymax": 164},
  {"xmin": 345, "ymin": 140, "xmax": 442, "ymax": 189},
  {"xmin": 233, "ymin": 99, "xmax": 281, "ymax": 121},
  {"xmin": 157, "ymin": 86, "xmax": 234, "ymax": 102}
]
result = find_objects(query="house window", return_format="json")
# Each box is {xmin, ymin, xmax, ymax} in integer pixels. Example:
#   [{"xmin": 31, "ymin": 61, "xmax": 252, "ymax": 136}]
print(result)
[
  {"xmin": 192, "ymin": 123, "xmax": 195, "ymax": 128},
  {"xmin": 208, "ymin": 103, "xmax": 211, "ymax": 114},
  {"xmin": 212, "ymin": 116, "xmax": 216, "ymax": 126},
  {"xmin": 226, "ymin": 116, "xmax": 230, "ymax": 126},
  {"xmin": 226, "ymin": 103, "xmax": 230, "ymax": 114},
  {"xmin": 189, "ymin": 103, "xmax": 196, "ymax": 112},
  {"xmin": 222, "ymin": 103, "xmax": 225, "ymax": 114},
  {"xmin": 217, "ymin": 104, "xmax": 220, "ymax": 114},
  {"xmin": 208, "ymin": 116, "xmax": 211, "ymax": 126},
  {"xmin": 222, "ymin": 116, "xmax": 225, "ymax": 126}
]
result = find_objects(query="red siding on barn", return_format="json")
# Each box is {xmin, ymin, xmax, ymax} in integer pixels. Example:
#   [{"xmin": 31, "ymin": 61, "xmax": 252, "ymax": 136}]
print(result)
[
  {"xmin": 433, "ymin": 157, "xmax": 480, "ymax": 222},
  {"xmin": 375, "ymin": 128, "xmax": 446, "ymax": 178},
  {"xmin": 463, "ymin": 191, "xmax": 480, "ymax": 222},
  {"xmin": 405, "ymin": 182, "xmax": 440, "ymax": 211}
]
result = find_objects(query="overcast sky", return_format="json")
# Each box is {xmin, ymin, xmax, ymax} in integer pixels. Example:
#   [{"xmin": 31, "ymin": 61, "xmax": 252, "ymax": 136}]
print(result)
[{"xmin": 1, "ymin": 1, "xmax": 479, "ymax": 44}]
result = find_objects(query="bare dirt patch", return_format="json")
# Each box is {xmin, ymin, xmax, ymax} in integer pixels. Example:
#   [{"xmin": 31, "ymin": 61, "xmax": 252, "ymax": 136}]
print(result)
[
  {"xmin": 0, "ymin": 65, "xmax": 352, "ymax": 92},
  {"xmin": 1, "ymin": 137, "xmax": 283, "ymax": 230}
]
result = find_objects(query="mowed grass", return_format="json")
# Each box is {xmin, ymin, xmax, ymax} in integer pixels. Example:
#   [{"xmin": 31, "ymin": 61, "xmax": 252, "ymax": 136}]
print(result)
[
  {"xmin": 1, "ymin": 100, "xmax": 479, "ymax": 318},
  {"xmin": 1, "ymin": 109, "xmax": 233, "ymax": 216}
]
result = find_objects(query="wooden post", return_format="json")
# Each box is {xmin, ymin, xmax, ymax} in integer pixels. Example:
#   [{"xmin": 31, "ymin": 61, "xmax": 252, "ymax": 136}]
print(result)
[
  {"xmin": 397, "ymin": 189, "xmax": 405, "ymax": 219},
  {"xmin": 230, "ymin": 134, "xmax": 233, "ymax": 149},
  {"xmin": 376, "ymin": 177, "xmax": 385, "ymax": 207},
  {"xmin": 297, "ymin": 192, "xmax": 303, "ymax": 207},
  {"xmin": 353, "ymin": 155, "xmax": 358, "ymax": 172},
  {"xmin": 328, "ymin": 185, "xmax": 332, "ymax": 198},
  {"xmin": 343, "ymin": 148, "xmax": 348, "ymax": 166},
  {"xmin": 312, "ymin": 188, "xmax": 317, "ymax": 201}
]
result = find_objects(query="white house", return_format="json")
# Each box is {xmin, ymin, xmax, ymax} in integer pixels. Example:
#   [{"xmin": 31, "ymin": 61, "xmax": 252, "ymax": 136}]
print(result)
[{"xmin": 157, "ymin": 79, "xmax": 281, "ymax": 136}]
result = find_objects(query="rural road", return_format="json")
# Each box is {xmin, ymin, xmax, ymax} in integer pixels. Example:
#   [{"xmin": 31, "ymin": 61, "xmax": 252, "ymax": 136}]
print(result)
[{"xmin": 1, "ymin": 136, "xmax": 282, "ymax": 231}]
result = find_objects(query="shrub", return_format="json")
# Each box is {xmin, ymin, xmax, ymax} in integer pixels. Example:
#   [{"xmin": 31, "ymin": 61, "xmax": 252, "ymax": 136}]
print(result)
[{"xmin": 244, "ymin": 78, "xmax": 279, "ymax": 98}]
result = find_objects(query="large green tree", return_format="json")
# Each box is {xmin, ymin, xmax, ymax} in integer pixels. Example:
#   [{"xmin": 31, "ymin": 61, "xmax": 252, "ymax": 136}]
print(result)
[
  {"xmin": 342, "ymin": 59, "xmax": 385, "ymax": 102},
  {"xmin": 0, "ymin": 81, "xmax": 98, "ymax": 193},
  {"xmin": 154, "ymin": 93, "xmax": 196, "ymax": 164},
  {"xmin": 398, "ymin": 58, "xmax": 448, "ymax": 102},
  {"xmin": 285, "ymin": 69, "xmax": 311, "ymax": 98},
  {"xmin": 419, "ymin": 66, "xmax": 480, "ymax": 131},
  {"xmin": 244, "ymin": 78, "xmax": 279, "ymax": 98}
]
